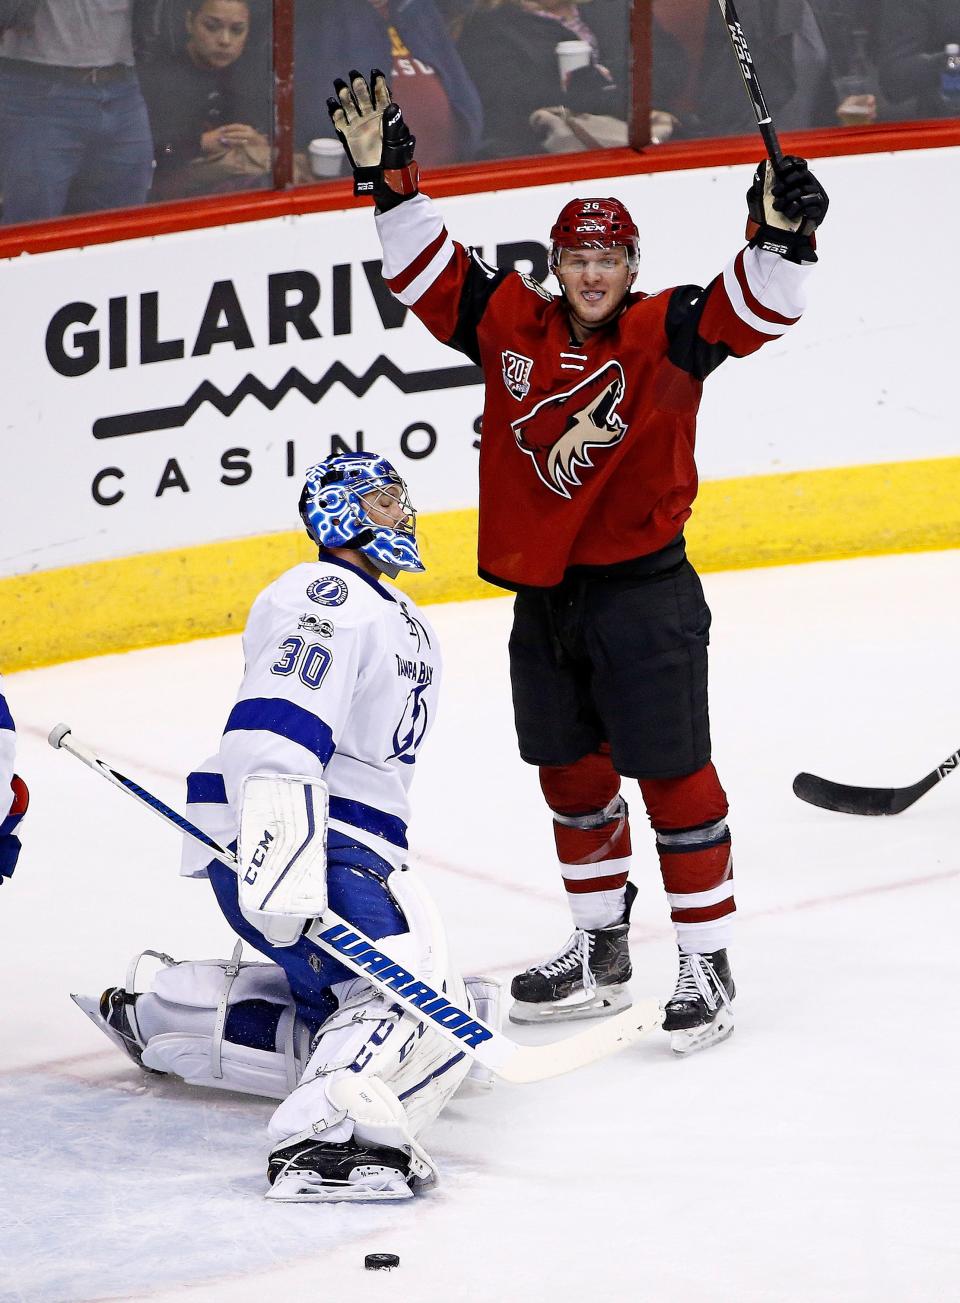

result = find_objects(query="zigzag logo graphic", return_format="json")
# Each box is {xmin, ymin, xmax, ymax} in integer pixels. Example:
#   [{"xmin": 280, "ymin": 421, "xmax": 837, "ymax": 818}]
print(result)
[{"xmin": 92, "ymin": 356, "xmax": 483, "ymax": 440}]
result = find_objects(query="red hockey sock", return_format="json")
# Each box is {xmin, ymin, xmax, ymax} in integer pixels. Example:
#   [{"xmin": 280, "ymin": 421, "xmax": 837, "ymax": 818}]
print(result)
[
  {"xmin": 638, "ymin": 763, "xmax": 735, "ymax": 953},
  {"xmin": 541, "ymin": 749, "xmax": 632, "ymax": 930}
]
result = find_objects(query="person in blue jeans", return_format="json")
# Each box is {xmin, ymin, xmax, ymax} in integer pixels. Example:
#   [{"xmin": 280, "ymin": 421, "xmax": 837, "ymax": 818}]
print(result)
[{"xmin": 0, "ymin": 0, "xmax": 154, "ymax": 222}]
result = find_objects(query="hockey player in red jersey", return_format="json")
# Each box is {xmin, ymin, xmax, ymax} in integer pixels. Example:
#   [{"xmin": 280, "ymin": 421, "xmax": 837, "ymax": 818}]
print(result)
[{"xmin": 328, "ymin": 70, "xmax": 829, "ymax": 1054}]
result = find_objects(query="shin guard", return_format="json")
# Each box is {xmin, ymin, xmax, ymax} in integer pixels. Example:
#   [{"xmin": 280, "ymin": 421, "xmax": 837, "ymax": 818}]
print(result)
[
  {"xmin": 540, "ymin": 751, "xmax": 632, "ymax": 930},
  {"xmin": 638, "ymin": 763, "xmax": 735, "ymax": 953}
]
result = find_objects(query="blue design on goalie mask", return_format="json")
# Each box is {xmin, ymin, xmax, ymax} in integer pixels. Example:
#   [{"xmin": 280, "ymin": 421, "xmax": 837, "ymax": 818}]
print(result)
[{"xmin": 299, "ymin": 453, "xmax": 424, "ymax": 578}]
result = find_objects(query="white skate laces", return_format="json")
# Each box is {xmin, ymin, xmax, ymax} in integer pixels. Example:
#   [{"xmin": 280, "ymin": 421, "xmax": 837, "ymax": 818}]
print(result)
[
  {"xmin": 529, "ymin": 930, "xmax": 597, "ymax": 992},
  {"xmin": 673, "ymin": 952, "xmax": 732, "ymax": 1012}
]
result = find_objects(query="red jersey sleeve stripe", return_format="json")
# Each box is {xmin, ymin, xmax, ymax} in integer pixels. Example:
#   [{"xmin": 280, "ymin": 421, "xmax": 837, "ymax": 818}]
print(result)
[
  {"xmin": 733, "ymin": 249, "xmax": 800, "ymax": 328},
  {"xmin": 698, "ymin": 278, "xmax": 774, "ymax": 356},
  {"xmin": 385, "ymin": 226, "xmax": 451, "ymax": 296}
]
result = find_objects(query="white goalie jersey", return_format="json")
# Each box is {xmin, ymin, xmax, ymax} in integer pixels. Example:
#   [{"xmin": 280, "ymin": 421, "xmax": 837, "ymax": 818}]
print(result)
[{"xmin": 182, "ymin": 556, "xmax": 441, "ymax": 876}]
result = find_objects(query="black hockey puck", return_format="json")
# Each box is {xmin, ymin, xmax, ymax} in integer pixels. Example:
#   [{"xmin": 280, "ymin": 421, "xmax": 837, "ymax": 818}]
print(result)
[{"xmin": 365, "ymin": 1253, "xmax": 400, "ymax": 1271}]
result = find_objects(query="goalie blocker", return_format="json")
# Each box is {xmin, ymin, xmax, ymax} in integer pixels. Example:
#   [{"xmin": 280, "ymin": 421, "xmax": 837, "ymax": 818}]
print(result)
[{"xmin": 237, "ymin": 773, "xmax": 329, "ymax": 947}]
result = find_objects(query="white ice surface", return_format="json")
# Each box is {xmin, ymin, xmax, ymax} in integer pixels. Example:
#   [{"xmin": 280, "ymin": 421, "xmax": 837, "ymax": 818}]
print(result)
[{"xmin": 2, "ymin": 552, "xmax": 959, "ymax": 1303}]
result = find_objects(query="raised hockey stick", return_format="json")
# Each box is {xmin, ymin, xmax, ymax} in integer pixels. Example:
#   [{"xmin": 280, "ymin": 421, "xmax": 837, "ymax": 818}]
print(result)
[
  {"xmin": 793, "ymin": 749, "xmax": 960, "ymax": 816},
  {"xmin": 50, "ymin": 723, "xmax": 663, "ymax": 1083},
  {"xmin": 714, "ymin": 0, "xmax": 784, "ymax": 164}
]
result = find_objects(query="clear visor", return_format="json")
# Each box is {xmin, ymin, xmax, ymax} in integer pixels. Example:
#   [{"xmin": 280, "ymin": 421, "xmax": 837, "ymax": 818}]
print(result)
[{"xmin": 550, "ymin": 241, "xmax": 638, "ymax": 273}]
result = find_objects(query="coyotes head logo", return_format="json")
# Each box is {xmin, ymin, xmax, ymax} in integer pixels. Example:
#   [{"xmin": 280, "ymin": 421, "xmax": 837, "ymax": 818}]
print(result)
[{"xmin": 511, "ymin": 362, "xmax": 627, "ymax": 498}]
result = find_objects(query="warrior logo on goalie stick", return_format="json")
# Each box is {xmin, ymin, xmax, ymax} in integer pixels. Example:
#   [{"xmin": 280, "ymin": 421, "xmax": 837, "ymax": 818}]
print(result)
[
  {"xmin": 511, "ymin": 361, "xmax": 628, "ymax": 498},
  {"xmin": 315, "ymin": 923, "xmax": 494, "ymax": 1048}
]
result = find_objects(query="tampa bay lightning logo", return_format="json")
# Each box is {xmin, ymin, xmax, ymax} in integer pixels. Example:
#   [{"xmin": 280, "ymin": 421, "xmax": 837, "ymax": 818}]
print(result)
[
  {"xmin": 306, "ymin": 576, "xmax": 349, "ymax": 607},
  {"xmin": 388, "ymin": 683, "xmax": 430, "ymax": 765}
]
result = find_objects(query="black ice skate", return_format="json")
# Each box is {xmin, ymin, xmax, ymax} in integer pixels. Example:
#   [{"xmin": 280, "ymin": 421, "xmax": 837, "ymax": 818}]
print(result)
[
  {"xmin": 663, "ymin": 948, "xmax": 736, "ymax": 1055},
  {"xmin": 70, "ymin": 986, "xmax": 162, "ymax": 1073},
  {"xmin": 266, "ymin": 1135, "xmax": 420, "ymax": 1203},
  {"xmin": 509, "ymin": 882, "xmax": 636, "ymax": 1024}
]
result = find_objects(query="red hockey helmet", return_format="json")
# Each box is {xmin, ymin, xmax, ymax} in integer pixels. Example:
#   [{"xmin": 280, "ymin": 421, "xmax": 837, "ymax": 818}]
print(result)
[{"xmin": 548, "ymin": 197, "xmax": 640, "ymax": 276}]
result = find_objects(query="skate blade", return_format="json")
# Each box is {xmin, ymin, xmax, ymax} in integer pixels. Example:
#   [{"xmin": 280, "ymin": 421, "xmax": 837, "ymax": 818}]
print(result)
[
  {"xmin": 266, "ymin": 1170, "xmax": 413, "ymax": 1203},
  {"xmin": 509, "ymin": 983, "xmax": 631, "ymax": 1025},
  {"xmin": 70, "ymin": 993, "xmax": 156, "ymax": 1070},
  {"xmin": 669, "ymin": 1010, "xmax": 735, "ymax": 1056}
]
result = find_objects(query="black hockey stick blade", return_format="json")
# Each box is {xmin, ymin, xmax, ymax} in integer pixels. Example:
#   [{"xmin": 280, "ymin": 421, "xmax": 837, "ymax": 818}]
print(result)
[{"xmin": 793, "ymin": 750, "xmax": 960, "ymax": 816}]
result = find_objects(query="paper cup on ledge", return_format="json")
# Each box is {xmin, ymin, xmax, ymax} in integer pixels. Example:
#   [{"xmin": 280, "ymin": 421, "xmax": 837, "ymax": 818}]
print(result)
[
  {"xmin": 556, "ymin": 39, "xmax": 592, "ymax": 87},
  {"xmin": 308, "ymin": 138, "xmax": 344, "ymax": 178}
]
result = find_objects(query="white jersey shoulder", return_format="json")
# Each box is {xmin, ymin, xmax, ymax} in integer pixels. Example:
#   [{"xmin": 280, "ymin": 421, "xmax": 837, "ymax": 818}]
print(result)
[{"xmin": 182, "ymin": 558, "xmax": 441, "ymax": 877}]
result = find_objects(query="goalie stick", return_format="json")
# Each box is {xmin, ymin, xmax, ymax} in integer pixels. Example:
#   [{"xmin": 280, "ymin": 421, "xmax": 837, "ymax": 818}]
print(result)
[
  {"xmin": 793, "ymin": 748, "xmax": 960, "ymax": 816},
  {"xmin": 714, "ymin": 0, "xmax": 784, "ymax": 164},
  {"xmin": 49, "ymin": 723, "xmax": 662, "ymax": 1083}
]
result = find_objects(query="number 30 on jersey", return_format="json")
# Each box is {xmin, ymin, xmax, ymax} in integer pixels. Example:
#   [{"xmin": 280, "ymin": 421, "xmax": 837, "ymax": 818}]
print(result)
[{"xmin": 270, "ymin": 636, "xmax": 332, "ymax": 690}]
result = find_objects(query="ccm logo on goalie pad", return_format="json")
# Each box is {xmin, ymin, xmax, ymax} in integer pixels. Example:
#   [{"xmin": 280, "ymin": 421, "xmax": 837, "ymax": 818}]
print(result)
[
  {"xmin": 317, "ymin": 923, "xmax": 493, "ymax": 1049},
  {"xmin": 243, "ymin": 828, "xmax": 274, "ymax": 884},
  {"xmin": 238, "ymin": 774, "xmax": 329, "ymax": 918}
]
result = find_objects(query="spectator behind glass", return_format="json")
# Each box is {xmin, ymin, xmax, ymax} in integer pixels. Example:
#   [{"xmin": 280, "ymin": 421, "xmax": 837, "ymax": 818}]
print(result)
[
  {"xmin": 877, "ymin": 0, "xmax": 960, "ymax": 118},
  {"xmin": 651, "ymin": 0, "xmax": 833, "ymax": 137},
  {"xmin": 294, "ymin": 0, "xmax": 483, "ymax": 168},
  {"xmin": 0, "ymin": 0, "xmax": 154, "ymax": 224},
  {"xmin": 138, "ymin": 0, "xmax": 272, "ymax": 199},
  {"xmin": 807, "ymin": 1, "xmax": 878, "ymax": 125},
  {"xmin": 456, "ymin": 0, "xmax": 631, "ymax": 159}
]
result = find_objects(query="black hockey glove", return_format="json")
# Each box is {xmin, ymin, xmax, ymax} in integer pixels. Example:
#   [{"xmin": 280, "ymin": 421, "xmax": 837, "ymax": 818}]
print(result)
[
  {"xmin": 327, "ymin": 69, "xmax": 419, "ymax": 211},
  {"xmin": 746, "ymin": 156, "xmax": 829, "ymax": 264}
]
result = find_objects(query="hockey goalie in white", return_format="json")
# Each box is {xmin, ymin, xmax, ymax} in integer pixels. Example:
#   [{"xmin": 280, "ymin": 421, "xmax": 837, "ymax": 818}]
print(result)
[{"xmin": 75, "ymin": 453, "xmax": 497, "ymax": 1202}]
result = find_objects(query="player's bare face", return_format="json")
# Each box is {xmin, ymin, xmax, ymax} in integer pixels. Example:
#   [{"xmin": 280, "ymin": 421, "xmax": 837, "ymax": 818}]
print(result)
[
  {"xmin": 557, "ymin": 247, "xmax": 633, "ymax": 340},
  {"xmin": 186, "ymin": 0, "xmax": 250, "ymax": 69}
]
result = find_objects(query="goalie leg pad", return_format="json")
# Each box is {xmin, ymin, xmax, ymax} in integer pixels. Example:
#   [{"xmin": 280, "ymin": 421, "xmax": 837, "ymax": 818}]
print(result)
[
  {"xmin": 76, "ymin": 952, "xmax": 318, "ymax": 1098},
  {"xmin": 142, "ymin": 1021, "xmax": 305, "ymax": 1100},
  {"xmin": 268, "ymin": 868, "xmax": 472, "ymax": 1153},
  {"xmin": 460, "ymin": 976, "xmax": 501, "ymax": 1092}
]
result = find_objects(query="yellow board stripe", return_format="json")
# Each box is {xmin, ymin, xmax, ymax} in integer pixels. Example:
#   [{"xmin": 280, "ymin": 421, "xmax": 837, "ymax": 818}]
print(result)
[{"xmin": 3, "ymin": 457, "xmax": 960, "ymax": 673}]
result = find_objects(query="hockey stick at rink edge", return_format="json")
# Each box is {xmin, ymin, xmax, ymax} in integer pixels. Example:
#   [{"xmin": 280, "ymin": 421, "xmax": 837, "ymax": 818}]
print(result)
[
  {"xmin": 49, "ymin": 723, "xmax": 663, "ymax": 1083},
  {"xmin": 793, "ymin": 748, "xmax": 960, "ymax": 816},
  {"xmin": 714, "ymin": 0, "xmax": 784, "ymax": 164}
]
